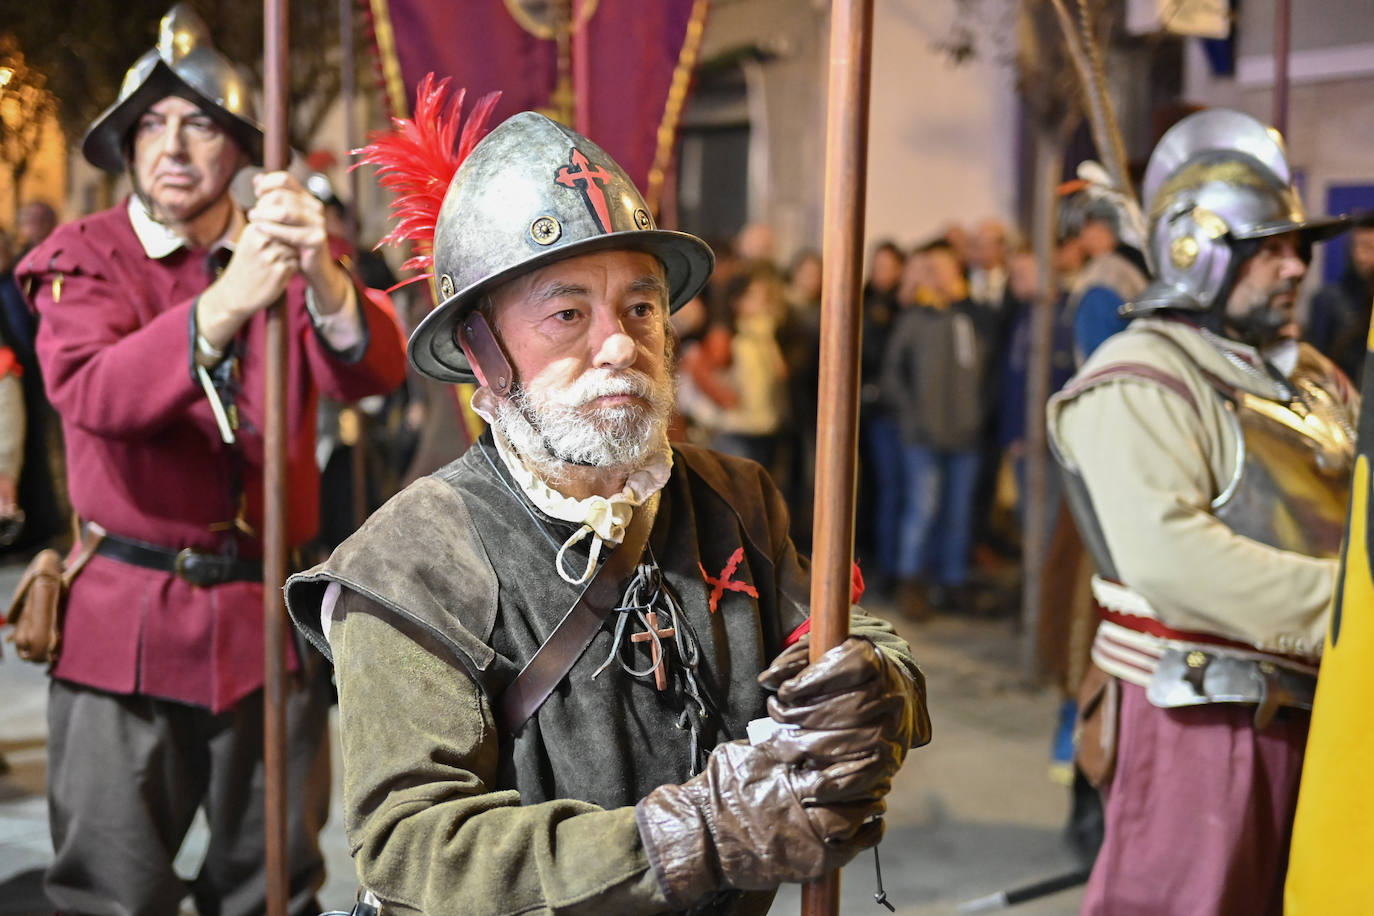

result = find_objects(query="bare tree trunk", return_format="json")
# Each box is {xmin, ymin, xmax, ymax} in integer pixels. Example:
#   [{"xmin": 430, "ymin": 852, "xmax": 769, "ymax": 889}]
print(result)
[{"xmin": 1020, "ymin": 121, "xmax": 1066, "ymax": 683}]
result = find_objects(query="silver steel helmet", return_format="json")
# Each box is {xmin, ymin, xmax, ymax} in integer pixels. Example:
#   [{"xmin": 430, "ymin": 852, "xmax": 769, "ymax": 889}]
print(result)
[
  {"xmin": 1127, "ymin": 108, "xmax": 1347, "ymax": 315},
  {"xmin": 82, "ymin": 3, "xmax": 262, "ymax": 174},
  {"xmin": 408, "ymin": 111, "xmax": 714, "ymax": 384}
]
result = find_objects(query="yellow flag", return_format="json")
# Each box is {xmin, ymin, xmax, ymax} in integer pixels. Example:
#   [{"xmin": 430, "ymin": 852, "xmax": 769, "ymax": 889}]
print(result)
[{"xmin": 1286, "ymin": 338, "xmax": 1374, "ymax": 911}]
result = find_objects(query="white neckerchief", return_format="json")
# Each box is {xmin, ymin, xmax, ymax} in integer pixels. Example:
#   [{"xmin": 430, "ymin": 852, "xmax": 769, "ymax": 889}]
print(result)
[
  {"xmin": 127, "ymin": 196, "xmax": 243, "ymax": 260},
  {"xmin": 485, "ymin": 411, "xmax": 673, "ymax": 584}
]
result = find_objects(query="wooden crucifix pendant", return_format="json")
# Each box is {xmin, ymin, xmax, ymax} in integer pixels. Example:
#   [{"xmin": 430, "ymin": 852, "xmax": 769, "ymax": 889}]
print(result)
[{"xmin": 630, "ymin": 610, "xmax": 677, "ymax": 691}]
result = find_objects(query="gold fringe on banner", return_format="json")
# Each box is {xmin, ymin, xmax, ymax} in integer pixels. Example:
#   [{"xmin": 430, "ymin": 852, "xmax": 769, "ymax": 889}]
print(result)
[{"xmin": 369, "ymin": 0, "xmax": 410, "ymax": 119}]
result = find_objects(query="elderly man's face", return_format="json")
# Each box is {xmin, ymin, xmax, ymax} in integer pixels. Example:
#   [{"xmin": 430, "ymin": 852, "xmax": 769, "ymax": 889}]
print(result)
[
  {"xmin": 132, "ymin": 95, "xmax": 242, "ymax": 225},
  {"xmin": 488, "ymin": 249, "xmax": 674, "ymax": 469}
]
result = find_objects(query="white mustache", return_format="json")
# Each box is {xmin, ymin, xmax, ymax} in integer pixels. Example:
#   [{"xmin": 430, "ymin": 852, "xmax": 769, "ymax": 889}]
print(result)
[{"xmin": 548, "ymin": 371, "xmax": 655, "ymax": 409}]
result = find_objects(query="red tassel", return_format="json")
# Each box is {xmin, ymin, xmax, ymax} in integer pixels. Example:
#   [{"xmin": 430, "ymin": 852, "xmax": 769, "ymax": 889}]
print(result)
[
  {"xmin": 781, "ymin": 562, "xmax": 865, "ymax": 650},
  {"xmin": 352, "ymin": 73, "xmax": 500, "ymax": 286}
]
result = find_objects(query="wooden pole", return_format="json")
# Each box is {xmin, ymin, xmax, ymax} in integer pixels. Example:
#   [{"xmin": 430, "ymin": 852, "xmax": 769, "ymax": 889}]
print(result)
[
  {"xmin": 340, "ymin": 0, "xmax": 370, "ymax": 531},
  {"xmin": 1272, "ymin": 0, "xmax": 1290, "ymax": 135},
  {"xmin": 1020, "ymin": 123, "xmax": 1066, "ymax": 682},
  {"xmin": 262, "ymin": 0, "xmax": 291, "ymax": 913},
  {"xmin": 341, "ymin": 0, "xmax": 360, "ymax": 251},
  {"xmin": 804, "ymin": 0, "xmax": 873, "ymax": 912}
]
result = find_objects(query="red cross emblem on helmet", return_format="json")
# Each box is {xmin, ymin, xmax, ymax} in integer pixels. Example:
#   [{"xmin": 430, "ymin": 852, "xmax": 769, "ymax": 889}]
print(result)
[{"xmin": 555, "ymin": 147, "xmax": 614, "ymax": 234}]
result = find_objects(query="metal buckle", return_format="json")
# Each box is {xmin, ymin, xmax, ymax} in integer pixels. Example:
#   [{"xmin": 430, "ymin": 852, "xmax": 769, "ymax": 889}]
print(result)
[
  {"xmin": 173, "ymin": 547, "xmax": 204, "ymax": 586},
  {"xmin": 173, "ymin": 547, "xmax": 221, "ymax": 587}
]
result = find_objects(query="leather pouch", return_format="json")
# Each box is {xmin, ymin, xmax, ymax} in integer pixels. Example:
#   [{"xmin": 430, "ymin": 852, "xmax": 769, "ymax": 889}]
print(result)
[
  {"xmin": 1074, "ymin": 661, "xmax": 1119, "ymax": 788},
  {"xmin": 4, "ymin": 525, "xmax": 104, "ymax": 664}
]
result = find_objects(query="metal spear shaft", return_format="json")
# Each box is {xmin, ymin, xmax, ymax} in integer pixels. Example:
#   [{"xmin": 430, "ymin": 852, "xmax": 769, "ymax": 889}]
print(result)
[
  {"xmin": 804, "ymin": 0, "xmax": 874, "ymax": 913},
  {"xmin": 262, "ymin": 0, "xmax": 291, "ymax": 912}
]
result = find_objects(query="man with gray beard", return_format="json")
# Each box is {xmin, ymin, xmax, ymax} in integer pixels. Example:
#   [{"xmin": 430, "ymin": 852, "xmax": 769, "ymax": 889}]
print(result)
[{"xmin": 285, "ymin": 109, "xmax": 927, "ymax": 915}]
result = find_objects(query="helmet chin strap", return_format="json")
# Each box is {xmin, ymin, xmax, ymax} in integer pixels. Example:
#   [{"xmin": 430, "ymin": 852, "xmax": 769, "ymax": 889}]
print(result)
[
  {"xmin": 459, "ymin": 312, "xmax": 515, "ymax": 398},
  {"xmin": 459, "ymin": 315, "xmax": 607, "ymax": 470}
]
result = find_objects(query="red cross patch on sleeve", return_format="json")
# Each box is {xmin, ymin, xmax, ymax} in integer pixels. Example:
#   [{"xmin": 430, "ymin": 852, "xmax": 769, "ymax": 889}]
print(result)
[{"xmin": 699, "ymin": 546, "xmax": 759, "ymax": 613}]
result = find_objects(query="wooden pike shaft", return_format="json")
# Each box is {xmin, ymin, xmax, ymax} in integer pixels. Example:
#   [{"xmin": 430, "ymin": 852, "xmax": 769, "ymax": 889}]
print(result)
[
  {"xmin": 340, "ymin": 0, "xmax": 370, "ymax": 531},
  {"xmin": 804, "ymin": 0, "xmax": 874, "ymax": 912},
  {"xmin": 262, "ymin": 0, "xmax": 290, "ymax": 913},
  {"xmin": 341, "ymin": 0, "xmax": 359, "ymax": 250}
]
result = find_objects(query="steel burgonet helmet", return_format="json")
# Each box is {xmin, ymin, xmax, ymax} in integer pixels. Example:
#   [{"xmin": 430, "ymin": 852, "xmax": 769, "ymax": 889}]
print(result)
[
  {"xmin": 82, "ymin": 3, "xmax": 263, "ymax": 174},
  {"xmin": 407, "ymin": 111, "xmax": 714, "ymax": 384},
  {"xmin": 1126, "ymin": 108, "xmax": 1348, "ymax": 315}
]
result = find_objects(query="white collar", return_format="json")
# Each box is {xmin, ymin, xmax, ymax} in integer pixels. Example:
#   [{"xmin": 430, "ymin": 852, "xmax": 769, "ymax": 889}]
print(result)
[
  {"xmin": 489, "ymin": 422, "xmax": 673, "ymax": 585},
  {"xmin": 127, "ymin": 196, "xmax": 241, "ymax": 260}
]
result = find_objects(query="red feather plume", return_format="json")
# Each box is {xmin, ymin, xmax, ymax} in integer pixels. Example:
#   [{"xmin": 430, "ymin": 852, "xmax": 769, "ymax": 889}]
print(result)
[{"xmin": 352, "ymin": 73, "xmax": 501, "ymax": 286}]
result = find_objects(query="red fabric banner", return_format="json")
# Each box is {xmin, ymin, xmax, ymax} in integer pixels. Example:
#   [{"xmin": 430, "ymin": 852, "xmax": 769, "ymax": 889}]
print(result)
[{"xmin": 368, "ymin": 0, "xmax": 705, "ymax": 202}]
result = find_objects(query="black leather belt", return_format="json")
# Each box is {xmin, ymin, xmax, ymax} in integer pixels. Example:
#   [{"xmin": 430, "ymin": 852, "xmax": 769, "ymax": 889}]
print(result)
[{"xmin": 94, "ymin": 530, "xmax": 265, "ymax": 587}]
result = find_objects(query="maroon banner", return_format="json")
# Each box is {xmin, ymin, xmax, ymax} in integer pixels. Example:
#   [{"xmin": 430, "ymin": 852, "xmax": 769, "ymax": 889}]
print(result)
[
  {"xmin": 583, "ymin": 0, "xmax": 703, "ymax": 203},
  {"xmin": 368, "ymin": 0, "xmax": 706, "ymax": 205},
  {"xmin": 367, "ymin": 0, "xmax": 554, "ymax": 120}
]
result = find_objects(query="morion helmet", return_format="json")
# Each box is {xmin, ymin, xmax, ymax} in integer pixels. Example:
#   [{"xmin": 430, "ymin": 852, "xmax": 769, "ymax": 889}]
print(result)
[
  {"xmin": 82, "ymin": 3, "xmax": 262, "ymax": 174},
  {"xmin": 1126, "ymin": 108, "xmax": 1347, "ymax": 316},
  {"xmin": 407, "ymin": 111, "xmax": 714, "ymax": 384}
]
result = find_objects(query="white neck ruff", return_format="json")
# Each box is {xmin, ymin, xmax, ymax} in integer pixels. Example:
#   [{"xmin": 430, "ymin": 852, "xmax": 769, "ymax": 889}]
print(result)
[{"xmin": 489, "ymin": 423, "xmax": 672, "ymax": 584}]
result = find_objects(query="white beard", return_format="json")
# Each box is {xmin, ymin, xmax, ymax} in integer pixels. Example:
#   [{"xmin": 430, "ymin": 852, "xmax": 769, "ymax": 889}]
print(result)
[{"xmin": 492, "ymin": 367, "xmax": 674, "ymax": 478}]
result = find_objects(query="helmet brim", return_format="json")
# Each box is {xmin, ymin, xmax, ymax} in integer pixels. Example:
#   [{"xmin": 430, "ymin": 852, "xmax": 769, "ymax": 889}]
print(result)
[
  {"xmin": 408, "ymin": 229, "xmax": 715, "ymax": 384},
  {"xmin": 1231, "ymin": 213, "xmax": 1351, "ymax": 244},
  {"xmin": 82, "ymin": 59, "xmax": 263, "ymax": 175}
]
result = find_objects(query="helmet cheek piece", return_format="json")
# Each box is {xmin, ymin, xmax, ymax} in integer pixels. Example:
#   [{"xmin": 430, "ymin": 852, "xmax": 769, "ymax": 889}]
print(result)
[
  {"xmin": 457, "ymin": 310, "xmax": 516, "ymax": 398},
  {"xmin": 1151, "ymin": 202, "xmax": 1234, "ymax": 311}
]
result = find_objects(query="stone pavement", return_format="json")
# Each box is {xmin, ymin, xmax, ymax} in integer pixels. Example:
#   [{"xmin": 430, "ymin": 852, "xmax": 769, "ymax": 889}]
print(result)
[{"xmin": 0, "ymin": 557, "xmax": 1084, "ymax": 915}]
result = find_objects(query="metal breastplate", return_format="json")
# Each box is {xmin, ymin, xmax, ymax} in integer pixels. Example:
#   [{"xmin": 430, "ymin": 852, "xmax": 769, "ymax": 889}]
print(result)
[{"xmin": 1209, "ymin": 356, "xmax": 1355, "ymax": 558}]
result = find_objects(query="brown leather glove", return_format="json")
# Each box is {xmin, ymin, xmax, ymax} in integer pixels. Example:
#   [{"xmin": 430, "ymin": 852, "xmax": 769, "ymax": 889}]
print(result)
[
  {"xmin": 758, "ymin": 636, "xmax": 931, "ymax": 772},
  {"xmin": 635, "ymin": 739, "xmax": 885, "ymax": 908}
]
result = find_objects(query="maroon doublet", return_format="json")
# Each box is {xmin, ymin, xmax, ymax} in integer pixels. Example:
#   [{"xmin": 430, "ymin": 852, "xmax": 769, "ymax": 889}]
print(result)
[{"xmin": 19, "ymin": 199, "xmax": 407, "ymax": 712}]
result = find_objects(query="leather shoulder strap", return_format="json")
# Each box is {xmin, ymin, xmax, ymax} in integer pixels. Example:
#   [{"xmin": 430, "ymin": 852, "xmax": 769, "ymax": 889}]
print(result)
[
  {"xmin": 1060, "ymin": 361, "xmax": 1200, "ymax": 413},
  {"xmin": 498, "ymin": 493, "xmax": 660, "ymax": 736}
]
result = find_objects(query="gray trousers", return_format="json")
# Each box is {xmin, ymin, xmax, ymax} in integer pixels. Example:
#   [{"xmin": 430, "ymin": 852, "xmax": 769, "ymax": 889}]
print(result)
[{"xmin": 44, "ymin": 669, "xmax": 332, "ymax": 916}]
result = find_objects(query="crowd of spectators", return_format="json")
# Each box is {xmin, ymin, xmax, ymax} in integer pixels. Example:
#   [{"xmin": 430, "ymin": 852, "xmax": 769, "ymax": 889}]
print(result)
[{"xmin": 672, "ymin": 218, "xmax": 1054, "ymax": 622}]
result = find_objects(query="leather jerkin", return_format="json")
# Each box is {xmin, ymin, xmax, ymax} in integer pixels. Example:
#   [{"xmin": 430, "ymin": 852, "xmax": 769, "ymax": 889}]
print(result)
[{"xmin": 499, "ymin": 494, "xmax": 659, "ymax": 735}]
